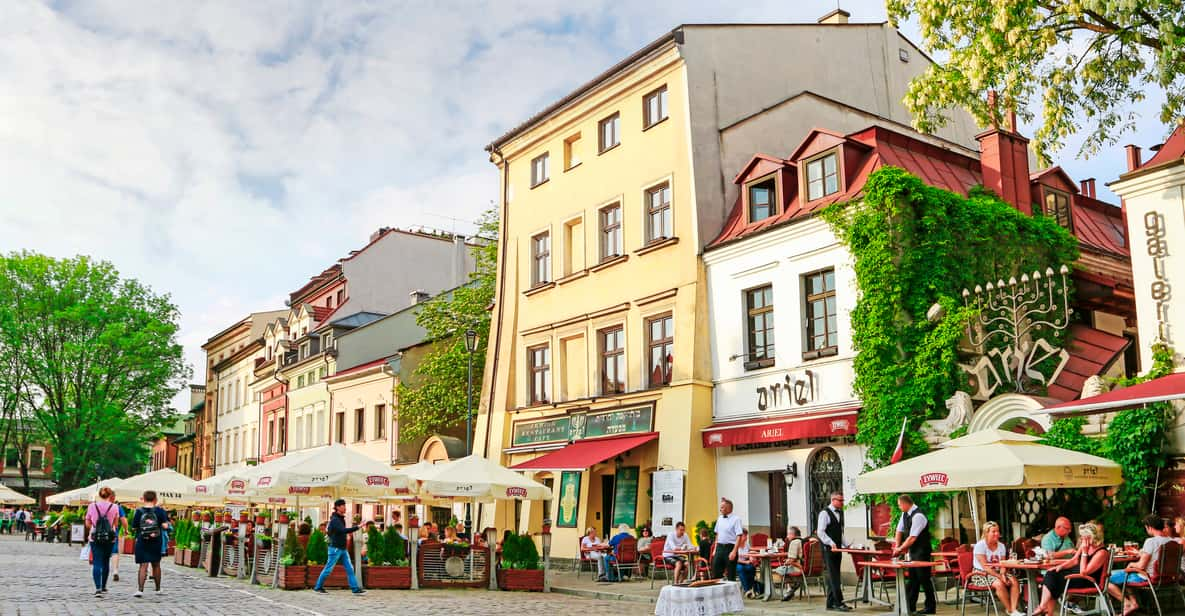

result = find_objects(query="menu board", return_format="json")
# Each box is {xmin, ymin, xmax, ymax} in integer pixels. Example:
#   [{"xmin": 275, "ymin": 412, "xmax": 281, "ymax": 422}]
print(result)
[
  {"xmin": 612, "ymin": 466, "xmax": 639, "ymax": 527},
  {"xmin": 651, "ymin": 469, "xmax": 684, "ymax": 537}
]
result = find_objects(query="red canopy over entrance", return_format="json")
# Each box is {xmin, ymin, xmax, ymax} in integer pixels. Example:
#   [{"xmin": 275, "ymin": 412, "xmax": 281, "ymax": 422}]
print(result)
[
  {"xmin": 701, "ymin": 408, "xmax": 858, "ymax": 448},
  {"xmin": 509, "ymin": 432, "xmax": 658, "ymax": 471},
  {"xmin": 1044, "ymin": 371, "xmax": 1185, "ymax": 416}
]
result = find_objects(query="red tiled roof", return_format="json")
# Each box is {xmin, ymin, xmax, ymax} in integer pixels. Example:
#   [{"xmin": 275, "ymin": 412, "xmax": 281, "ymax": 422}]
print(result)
[
  {"xmin": 710, "ymin": 126, "xmax": 981, "ymax": 248},
  {"xmin": 311, "ymin": 305, "xmax": 334, "ymax": 323},
  {"xmin": 1137, "ymin": 122, "xmax": 1185, "ymax": 171},
  {"xmin": 1046, "ymin": 324, "xmax": 1130, "ymax": 401}
]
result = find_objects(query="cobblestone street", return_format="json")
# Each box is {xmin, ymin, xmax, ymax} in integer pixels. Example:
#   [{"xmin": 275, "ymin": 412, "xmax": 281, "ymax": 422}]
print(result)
[{"xmin": 0, "ymin": 537, "xmax": 652, "ymax": 615}]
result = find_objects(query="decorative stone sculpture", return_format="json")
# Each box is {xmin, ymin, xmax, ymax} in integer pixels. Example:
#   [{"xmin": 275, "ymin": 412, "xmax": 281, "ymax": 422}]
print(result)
[{"xmin": 922, "ymin": 391, "xmax": 974, "ymax": 445}]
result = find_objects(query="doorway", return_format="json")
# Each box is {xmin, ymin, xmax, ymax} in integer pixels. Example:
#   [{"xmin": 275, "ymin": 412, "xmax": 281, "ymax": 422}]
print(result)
[
  {"xmin": 767, "ymin": 472, "xmax": 788, "ymax": 539},
  {"xmin": 601, "ymin": 474, "xmax": 615, "ymax": 538},
  {"xmin": 808, "ymin": 447, "xmax": 843, "ymax": 536}
]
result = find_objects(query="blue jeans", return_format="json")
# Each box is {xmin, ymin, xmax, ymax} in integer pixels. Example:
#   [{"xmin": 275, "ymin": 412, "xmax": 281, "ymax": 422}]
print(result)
[
  {"xmin": 1109, "ymin": 570, "xmax": 1148, "ymax": 585},
  {"xmin": 315, "ymin": 546, "xmax": 360, "ymax": 591},
  {"xmin": 597, "ymin": 553, "xmax": 619, "ymax": 581},
  {"xmin": 737, "ymin": 562, "xmax": 761, "ymax": 593},
  {"xmin": 91, "ymin": 541, "xmax": 114, "ymax": 590}
]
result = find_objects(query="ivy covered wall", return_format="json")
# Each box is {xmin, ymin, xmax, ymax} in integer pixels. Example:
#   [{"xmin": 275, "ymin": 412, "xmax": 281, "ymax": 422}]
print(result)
[{"xmin": 821, "ymin": 167, "xmax": 1079, "ymax": 471}]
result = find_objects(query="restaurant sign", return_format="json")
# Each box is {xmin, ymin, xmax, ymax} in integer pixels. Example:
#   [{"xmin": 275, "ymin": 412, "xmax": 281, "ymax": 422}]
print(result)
[{"xmin": 512, "ymin": 404, "xmax": 655, "ymax": 446}]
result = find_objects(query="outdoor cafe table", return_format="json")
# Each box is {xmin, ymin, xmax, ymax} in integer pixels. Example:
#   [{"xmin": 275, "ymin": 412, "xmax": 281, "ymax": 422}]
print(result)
[
  {"xmin": 655, "ymin": 580, "xmax": 745, "ymax": 616},
  {"xmin": 748, "ymin": 549, "xmax": 786, "ymax": 601},
  {"xmin": 834, "ymin": 547, "xmax": 894, "ymax": 608},
  {"xmin": 998, "ymin": 559, "xmax": 1068, "ymax": 616},
  {"xmin": 860, "ymin": 560, "xmax": 944, "ymax": 616},
  {"xmin": 666, "ymin": 548, "xmax": 699, "ymax": 584}
]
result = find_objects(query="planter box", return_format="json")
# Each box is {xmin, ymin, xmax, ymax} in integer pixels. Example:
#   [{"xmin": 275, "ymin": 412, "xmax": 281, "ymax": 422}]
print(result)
[
  {"xmin": 497, "ymin": 568, "xmax": 544, "ymax": 592},
  {"xmin": 305, "ymin": 564, "xmax": 350, "ymax": 589},
  {"xmin": 179, "ymin": 548, "xmax": 201, "ymax": 568},
  {"xmin": 174, "ymin": 549, "xmax": 184, "ymax": 565},
  {"xmin": 166, "ymin": 541, "xmax": 175, "ymax": 556},
  {"xmin": 120, "ymin": 537, "xmax": 135, "ymax": 555},
  {"xmin": 363, "ymin": 565, "xmax": 412, "ymax": 589},
  {"xmin": 277, "ymin": 565, "xmax": 307, "ymax": 590}
]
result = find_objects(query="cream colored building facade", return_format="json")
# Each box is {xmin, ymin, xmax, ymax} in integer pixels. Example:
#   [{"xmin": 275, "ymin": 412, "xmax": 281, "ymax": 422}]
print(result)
[{"xmin": 475, "ymin": 17, "xmax": 979, "ymax": 551}]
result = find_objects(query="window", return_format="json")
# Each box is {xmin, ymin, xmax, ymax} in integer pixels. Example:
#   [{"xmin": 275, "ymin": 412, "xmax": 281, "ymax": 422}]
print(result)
[
  {"xmin": 563, "ymin": 133, "xmax": 582, "ymax": 169},
  {"xmin": 530, "ymin": 152, "xmax": 549, "ymax": 187},
  {"xmin": 375, "ymin": 404, "xmax": 386, "ymax": 439},
  {"xmin": 746, "ymin": 285, "xmax": 775, "ymax": 367},
  {"xmin": 354, "ymin": 408, "xmax": 365, "ymax": 442},
  {"xmin": 277, "ymin": 417, "xmax": 287, "ymax": 453},
  {"xmin": 337, "ymin": 289, "xmax": 345, "ymax": 305},
  {"xmin": 528, "ymin": 344, "xmax": 551, "ymax": 405},
  {"xmin": 4, "ymin": 448, "xmax": 18, "ymax": 468},
  {"xmin": 562, "ymin": 218, "xmax": 584, "ymax": 276},
  {"xmin": 29, "ymin": 449, "xmax": 43, "ymax": 470},
  {"xmin": 643, "ymin": 85, "xmax": 668, "ymax": 128},
  {"xmin": 327, "ymin": 295, "xmax": 334, "ymax": 309},
  {"xmin": 600, "ymin": 204, "xmax": 622, "ymax": 261},
  {"xmin": 531, "ymin": 232, "xmax": 551, "ymax": 286},
  {"xmin": 806, "ymin": 152, "xmax": 840, "ymax": 201},
  {"xmin": 300, "ymin": 342, "xmax": 310, "ymax": 359},
  {"xmin": 233, "ymin": 433, "xmax": 240, "ymax": 462},
  {"xmin": 598, "ymin": 113, "xmax": 620, "ymax": 152},
  {"xmin": 297, "ymin": 375, "xmax": 305, "ymax": 389},
  {"xmin": 646, "ymin": 314, "xmax": 674, "ymax": 387},
  {"xmin": 600, "ymin": 327, "xmax": 626, "ymax": 394},
  {"xmin": 748, "ymin": 177, "xmax": 777, "ymax": 222},
  {"xmin": 1041, "ymin": 188, "xmax": 1073, "ymax": 230},
  {"xmin": 318, "ymin": 366, "xmax": 327, "ymax": 379},
  {"xmin": 645, "ymin": 183, "xmax": 672, "ymax": 243},
  {"xmin": 335, "ymin": 412, "xmax": 346, "ymax": 444},
  {"xmin": 803, "ymin": 269, "xmax": 838, "ymax": 356},
  {"xmin": 267, "ymin": 419, "xmax": 275, "ymax": 454},
  {"xmin": 323, "ymin": 333, "xmax": 333, "ymax": 351}
]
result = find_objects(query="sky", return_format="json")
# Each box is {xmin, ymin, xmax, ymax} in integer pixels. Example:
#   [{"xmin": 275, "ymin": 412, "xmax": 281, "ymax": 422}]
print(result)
[{"xmin": 0, "ymin": 0, "xmax": 1175, "ymax": 414}]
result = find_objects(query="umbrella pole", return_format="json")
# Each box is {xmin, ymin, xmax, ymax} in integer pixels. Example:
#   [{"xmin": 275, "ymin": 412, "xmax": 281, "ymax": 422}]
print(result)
[{"xmin": 967, "ymin": 489, "xmax": 980, "ymax": 532}]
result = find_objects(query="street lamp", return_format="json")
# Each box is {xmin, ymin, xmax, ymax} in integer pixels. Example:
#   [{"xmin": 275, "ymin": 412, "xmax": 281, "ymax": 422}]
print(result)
[{"xmin": 464, "ymin": 328, "xmax": 479, "ymax": 543}]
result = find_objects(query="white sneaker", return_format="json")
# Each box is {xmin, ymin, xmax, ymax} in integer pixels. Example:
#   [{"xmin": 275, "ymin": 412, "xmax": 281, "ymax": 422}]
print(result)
[
  {"xmin": 154, "ymin": 589, "xmax": 163, "ymax": 596},
  {"xmin": 1011, "ymin": 610, "xmax": 1025, "ymax": 616},
  {"xmin": 133, "ymin": 590, "xmax": 143, "ymax": 598}
]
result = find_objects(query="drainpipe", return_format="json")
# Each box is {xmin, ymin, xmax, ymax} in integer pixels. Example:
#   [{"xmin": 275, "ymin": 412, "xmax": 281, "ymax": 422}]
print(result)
[
  {"xmin": 323, "ymin": 352, "xmax": 333, "ymax": 448},
  {"xmin": 478, "ymin": 145, "xmax": 510, "ymax": 530},
  {"xmin": 382, "ymin": 359, "xmax": 399, "ymax": 466}
]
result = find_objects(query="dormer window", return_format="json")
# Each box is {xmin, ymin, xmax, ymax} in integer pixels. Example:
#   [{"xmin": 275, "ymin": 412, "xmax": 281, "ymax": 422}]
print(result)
[
  {"xmin": 1040, "ymin": 187, "xmax": 1072, "ymax": 231},
  {"xmin": 805, "ymin": 151, "xmax": 840, "ymax": 201},
  {"xmin": 747, "ymin": 176, "xmax": 777, "ymax": 222}
]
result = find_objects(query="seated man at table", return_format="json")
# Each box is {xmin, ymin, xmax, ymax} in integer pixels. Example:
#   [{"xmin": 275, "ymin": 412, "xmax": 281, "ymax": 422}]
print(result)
[
  {"xmin": 774, "ymin": 526, "xmax": 804, "ymax": 600},
  {"xmin": 596, "ymin": 524, "xmax": 635, "ymax": 582},
  {"xmin": 1107, "ymin": 514, "xmax": 1174, "ymax": 616},
  {"xmin": 1041, "ymin": 517, "xmax": 1077, "ymax": 559},
  {"xmin": 662, "ymin": 522, "xmax": 694, "ymax": 584}
]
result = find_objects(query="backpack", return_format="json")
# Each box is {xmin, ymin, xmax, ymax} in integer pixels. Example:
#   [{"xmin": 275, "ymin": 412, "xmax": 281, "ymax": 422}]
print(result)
[
  {"xmin": 93, "ymin": 503, "xmax": 117, "ymax": 545},
  {"xmin": 137, "ymin": 507, "xmax": 161, "ymax": 541}
]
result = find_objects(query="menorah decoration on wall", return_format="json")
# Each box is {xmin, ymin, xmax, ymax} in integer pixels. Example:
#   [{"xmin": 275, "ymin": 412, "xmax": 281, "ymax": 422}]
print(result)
[{"xmin": 958, "ymin": 265, "xmax": 1073, "ymax": 400}]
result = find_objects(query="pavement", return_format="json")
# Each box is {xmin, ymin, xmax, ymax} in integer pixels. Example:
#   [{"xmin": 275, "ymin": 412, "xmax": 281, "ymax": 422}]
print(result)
[{"xmin": 0, "ymin": 535, "xmax": 653, "ymax": 615}]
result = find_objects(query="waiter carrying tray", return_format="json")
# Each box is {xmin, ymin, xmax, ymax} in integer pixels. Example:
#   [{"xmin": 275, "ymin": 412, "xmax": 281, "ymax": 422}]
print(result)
[
  {"xmin": 893, "ymin": 494, "xmax": 936, "ymax": 615},
  {"xmin": 816, "ymin": 491, "xmax": 851, "ymax": 612}
]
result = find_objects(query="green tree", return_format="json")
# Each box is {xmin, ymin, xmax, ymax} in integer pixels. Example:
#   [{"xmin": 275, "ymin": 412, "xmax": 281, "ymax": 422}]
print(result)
[
  {"xmin": 888, "ymin": 0, "xmax": 1185, "ymax": 162},
  {"xmin": 0, "ymin": 252, "xmax": 190, "ymax": 489},
  {"xmin": 396, "ymin": 209, "xmax": 498, "ymax": 444}
]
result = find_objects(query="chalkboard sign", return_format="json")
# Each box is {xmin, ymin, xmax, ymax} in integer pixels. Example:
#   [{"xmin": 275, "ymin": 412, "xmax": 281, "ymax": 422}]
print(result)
[{"xmin": 612, "ymin": 466, "xmax": 639, "ymax": 527}]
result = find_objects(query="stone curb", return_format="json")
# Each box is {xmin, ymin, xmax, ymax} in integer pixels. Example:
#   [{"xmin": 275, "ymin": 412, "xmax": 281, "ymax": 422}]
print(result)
[{"xmin": 550, "ymin": 585, "xmax": 819, "ymax": 616}]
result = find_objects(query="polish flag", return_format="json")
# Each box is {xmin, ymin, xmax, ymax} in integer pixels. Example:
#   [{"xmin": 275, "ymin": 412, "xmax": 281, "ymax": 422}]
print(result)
[{"xmin": 890, "ymin": 417, "xmax": 908, "ymax": 464}]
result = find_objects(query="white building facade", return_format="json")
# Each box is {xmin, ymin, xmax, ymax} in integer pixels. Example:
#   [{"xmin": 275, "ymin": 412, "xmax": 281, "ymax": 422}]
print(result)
[{"xmin": 704, "ymin": 215, "xmax": 868, "ymax": 544}]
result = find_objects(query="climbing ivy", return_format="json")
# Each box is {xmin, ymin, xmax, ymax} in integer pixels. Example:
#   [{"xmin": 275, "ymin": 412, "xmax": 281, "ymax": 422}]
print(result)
[
  {"xmin": 1042, "ymin": 342, "xmax": 1177, "ymax": 542},
  {"xmin": 822, "ymin": 167, "xmax": 1079, "ymax": 467}
]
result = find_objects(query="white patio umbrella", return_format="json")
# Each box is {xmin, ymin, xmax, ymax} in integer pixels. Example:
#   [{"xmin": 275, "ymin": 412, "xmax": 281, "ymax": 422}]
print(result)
[
  {"xmin": 112, "ymin": 468, "xmax": 202, "ymax": 506},
  {"xmin": 245, "ymin": 443, "xmax": 411, "ymax": 499},
  {"xmin": 0, "ymin": 484, "xmax": 35, "ymax": 505},
  {"xmin": 412, "ymin": 454, "xmax": 553, "ymax": 502},
  {"xmin": 855, "ymin": 429, "xmax": 1122, "ymax": 527},
  {"xmin": 45, "ymin": 477, "xmax": 124, "ymax": 506}
]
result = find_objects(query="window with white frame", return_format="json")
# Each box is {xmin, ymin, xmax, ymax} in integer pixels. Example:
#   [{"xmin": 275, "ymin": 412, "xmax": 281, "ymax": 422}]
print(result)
[
  {"xmin": 528, "ymin": 344, "xmax": 551, "ymax": 405},
  {"xmin": 645, "ymin": 183, "xmax": 672, "ymax": 243},
  {"xmin": 805, "ymin": 152, "xmax": 840, "ymax": 201},
  {"xmin": 600, "ymin": 326, "xmax": 626, "ymax": 394},
  {"xmin": 531, "ymin": 232, "xmax": 551, "ymax": 286},
  {"xmin": 643, "ymin": 85, "xmax": 668, "ymax": 128},
  {"xmin": 803, "ymin": 268, "xmax": 838, "ymax": 357},
  {"xmin": 600, "ymin": 203, "xmax": 622, "ymax": 260},
  {"xmin": 531, "ymin": 152, "xmax": 549, "ymax": 187},
  {"xmin": 599, "ymin": 113, "xmax": 620, "ymax": 152},
  {"xmin": 646, "ymin": 314, "xmax": 674, "ymax": 387}
]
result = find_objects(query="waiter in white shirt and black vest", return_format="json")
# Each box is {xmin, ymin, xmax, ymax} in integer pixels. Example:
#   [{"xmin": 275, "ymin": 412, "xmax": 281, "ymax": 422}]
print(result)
[
  {"xmin": 816, "ymin": 491, "xmax": 851, "ymax": 611},
  {"xmin": 711, "ymin": 498, "xmax": 743, "ymax": 580},
  {"xmin": 893, "ymin": 494, "xmax": 936, "ymax": 615}
]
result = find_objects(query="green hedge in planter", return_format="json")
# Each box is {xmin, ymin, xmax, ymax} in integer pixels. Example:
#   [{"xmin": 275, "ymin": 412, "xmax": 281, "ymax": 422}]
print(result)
[
  {"xmin": 501, "ymin": 533, "xmax": 539, "ymax": 570},
  {"xmin": 305, "ymin": 529, "xmax": 328, "ymax": 565},
  {"xmin": 383, "ymin": 526, "xmax": 408, "ymax": 566}
]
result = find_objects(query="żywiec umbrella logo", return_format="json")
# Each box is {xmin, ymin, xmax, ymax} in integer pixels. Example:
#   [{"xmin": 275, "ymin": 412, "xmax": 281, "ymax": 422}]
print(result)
[
  {"xmin": 918, "ymin": 472, "xmax": 949, "ymax": 487},
  {"xmin": 256, "ymin": 477, "xmax": 272, "ymax": 487},
  {"xmin": 195, "ymin": 486, "xmax": 208, "ymax": 493},
  {"xmin": 289, "ymin": 486, "xmax": 311, "ymax": 494},
  {"xmin": 506, "ymin": 487, "xmax": 528, "ymax": 498},
  {"xmin": 365, "ymin": 475, "xmax": 389, "ymax": 487},
  {"xmin": 830, "ymin": 419, "xmax": 851, "ymax": 433},
  {"xmin": 230, "ymin": 479, "xmax": 247, "ymax": 490}
]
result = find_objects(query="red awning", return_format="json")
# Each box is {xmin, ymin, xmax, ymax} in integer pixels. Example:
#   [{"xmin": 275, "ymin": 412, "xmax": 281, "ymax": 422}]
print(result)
[
  {"xmin": 1043, "ymin": 371, "xmax": 1185, "ymax": 416},
  {"xmin": 701, "ymin": 408, "xmax": 859, "ymax": 448},
  {"xmin": 510, "ymin": 432, "xmax": 659, "ymax": 471}
]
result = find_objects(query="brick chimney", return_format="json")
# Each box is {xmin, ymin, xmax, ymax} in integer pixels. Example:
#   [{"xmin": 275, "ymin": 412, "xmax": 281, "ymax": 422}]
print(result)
[
  {"xmin": 1125, "ymin": 144, "xmax": 1142, "ymax": 171},
  {"xmin": 1078, "ymin": 178, "xmax": 1096, "ymax": 199},
  {"xmin": 976, "ymin": 93, "xmax": 1032, "ymax": 213}
]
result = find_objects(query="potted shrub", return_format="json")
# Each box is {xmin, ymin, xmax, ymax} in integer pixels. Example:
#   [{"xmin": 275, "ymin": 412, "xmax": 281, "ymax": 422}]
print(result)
[
  {"xmin": 278, "ymin": 510, "xmax": 291, "ymax": 524},
  {"xmin": 363, "ymin": 524, "xmax": 411, "ymax": 589},
  {"xmin": 497, "ymin": 533, "xmax": 543, "ymax": 592},
  {"xmin": 303, "ymin": 529, "xmax": 348, "ymax": 588},
  {"xmin": 183, "ymin": 520, "xmax": 202, "ymax": 567},
  {"xmin": 255, "ymin": 509, "xmax": 269, "ymax": 526},
  {"xmin": 278, "ymin": 527, "xmax": 308, "ymax": 590},
  {"xmin": 239, "ymin": 510, "xmax": 250, "ymax": 523},
  {"xmin": 119, "ymin": 523, "xmax": 135, "ymax": 555}
]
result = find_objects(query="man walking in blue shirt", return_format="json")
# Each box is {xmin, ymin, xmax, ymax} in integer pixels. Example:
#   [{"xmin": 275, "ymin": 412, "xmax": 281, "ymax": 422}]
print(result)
[{"xmin": 313, "ymin": 499, "xmax": 366, "ymax": 595}]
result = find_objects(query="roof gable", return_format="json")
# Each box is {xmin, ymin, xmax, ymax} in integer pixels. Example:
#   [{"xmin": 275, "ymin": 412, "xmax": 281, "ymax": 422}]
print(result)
[
  {"xmin": 732, "ymin": 154, "xmax": 789, "ymax": 184},
  {"xmin": 787, "ymin": 128, "xmax": 847, "ymax": 162}
]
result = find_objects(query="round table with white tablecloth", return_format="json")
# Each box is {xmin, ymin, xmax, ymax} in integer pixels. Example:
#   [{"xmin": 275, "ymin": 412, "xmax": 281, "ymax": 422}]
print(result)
[{"xmin": 654, "ymin": 580, "xmax": 745, "ymax": 616}]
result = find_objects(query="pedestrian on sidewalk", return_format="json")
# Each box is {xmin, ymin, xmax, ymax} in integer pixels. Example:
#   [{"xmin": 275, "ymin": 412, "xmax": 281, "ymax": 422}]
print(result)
[
  {"xmin": 131, "ymin": 490, "xmax": 170, "ymax": 598},
  {"xmin": 312, "ymin": 498, "xmax": 366, "ymax": 595},
  {"xmin": 110, "ymin": 501, "xmax": 127, "ymax": 582},
  {"xmin": 84, "ymin": 487, "xmax": 121, "ymax": 597}
]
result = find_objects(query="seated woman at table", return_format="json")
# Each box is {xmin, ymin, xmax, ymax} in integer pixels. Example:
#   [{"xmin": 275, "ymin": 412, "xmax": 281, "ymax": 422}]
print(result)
[
  {"xmin": 442, "ymin": 525, "xmax": 464, "ymax": 544},
  {"xmin": 774, "ymin": 526, "xmax": 804, "ymax": 600},
  {"xmin": 636, "ymin": 527, "xmax": 653, "ymax": 575},
  {"xmin": 1033, "ymin": 523, "xmax": 1109, "ymax": 616},
  {"xmin": 735, "ymin": 529, "xmax": 764, "ymax": 599},
  {"xmin": 581, "ymin": 527, "xmax": 608, "ymax": 580},
  {"xmin": 972, "ymin": 521, "xmax": 1023, "ymax": 616}
]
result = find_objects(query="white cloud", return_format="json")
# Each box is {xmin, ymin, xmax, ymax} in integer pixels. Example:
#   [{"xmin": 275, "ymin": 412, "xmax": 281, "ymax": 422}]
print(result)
[{"xmin": 2, "ymin": 0, "xmax": 1166, "ymax": 414}]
